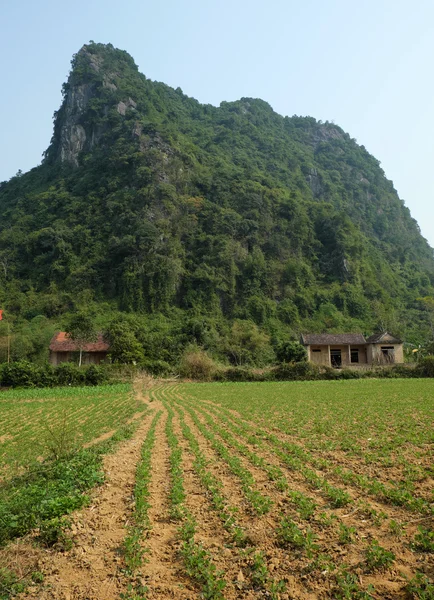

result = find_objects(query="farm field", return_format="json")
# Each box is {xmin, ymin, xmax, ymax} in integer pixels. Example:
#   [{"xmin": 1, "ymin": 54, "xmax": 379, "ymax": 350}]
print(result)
[
  {"xmin": 0, "ymin": 383, "xmax": 144, "ymax": 480},
  {"xmin": 2, "ymin": 379, "xmax": 434, "ymax": 599}
]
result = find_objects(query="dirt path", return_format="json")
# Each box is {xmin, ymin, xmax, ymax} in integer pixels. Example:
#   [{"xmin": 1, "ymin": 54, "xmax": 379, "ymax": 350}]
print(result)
[{"xmin": 16, "ymin": 415, "xmax": 152, "ymax": 599}]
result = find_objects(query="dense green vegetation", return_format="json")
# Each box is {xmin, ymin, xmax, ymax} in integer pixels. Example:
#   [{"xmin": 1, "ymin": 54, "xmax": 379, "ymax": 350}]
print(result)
[{"xmin": 0, "ymin": 41, "xmax": 433, "ymax": 364}]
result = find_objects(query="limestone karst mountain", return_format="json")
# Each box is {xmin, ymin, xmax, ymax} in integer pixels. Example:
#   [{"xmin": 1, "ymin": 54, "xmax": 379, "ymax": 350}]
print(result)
[{"xmin": 0, "ymin": 42, "xmax": 433, "ymax": 342}]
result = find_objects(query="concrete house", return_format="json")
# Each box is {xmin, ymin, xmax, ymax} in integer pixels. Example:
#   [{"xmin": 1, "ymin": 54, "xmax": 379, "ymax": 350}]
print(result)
[
  {"xmin": 49, "ymin": 332, "xmax": 109, "ymax": 365},
  {"xmin": 301, "ymin": 332, "xmax": 403, "ymax": 368}
]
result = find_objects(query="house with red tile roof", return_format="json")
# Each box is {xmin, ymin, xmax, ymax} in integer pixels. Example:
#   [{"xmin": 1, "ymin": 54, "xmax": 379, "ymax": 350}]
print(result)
[{"xmin": 49, "ymin": 331, "xmax": 109, "ymax": 365}]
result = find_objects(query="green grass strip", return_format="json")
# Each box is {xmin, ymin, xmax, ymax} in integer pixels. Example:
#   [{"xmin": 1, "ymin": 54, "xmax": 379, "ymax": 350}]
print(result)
[{"xmin": 0, "ymin": 421, "xmax": 141, "ymax": 547}]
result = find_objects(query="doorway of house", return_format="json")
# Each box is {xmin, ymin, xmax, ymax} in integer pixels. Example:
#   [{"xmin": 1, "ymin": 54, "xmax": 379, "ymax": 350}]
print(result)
[{"xmin": 330, "ymin": 349, "xmax": 342, "ymax": 368}]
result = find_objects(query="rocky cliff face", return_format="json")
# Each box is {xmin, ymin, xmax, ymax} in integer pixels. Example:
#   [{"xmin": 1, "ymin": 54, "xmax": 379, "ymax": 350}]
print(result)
[
  {"xmin": 58, "ymin": 82, "xmax": 95, "ymax": 166},
  {"xmin": 50, "ymin": 44, "xmax": 136, "ymax": 166}
]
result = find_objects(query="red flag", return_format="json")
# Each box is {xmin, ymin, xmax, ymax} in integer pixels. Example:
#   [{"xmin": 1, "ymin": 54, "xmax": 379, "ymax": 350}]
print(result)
[{"xmin": 0, "ymin": 311, "xmax": 2, "ymax": 320}]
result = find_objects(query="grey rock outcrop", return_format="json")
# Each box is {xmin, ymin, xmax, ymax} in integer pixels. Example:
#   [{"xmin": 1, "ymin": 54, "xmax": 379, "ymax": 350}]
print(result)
[
  {"xmin": 59, "ymin": 83, "xmax": 95, "ymax": 166},
  {"xmin": 55, "ymin": 46, "xmax": 122, "ymax": 166},
  {"xmin": 117, "ymin": 97, "xmax": 137, "ymax": 116}
]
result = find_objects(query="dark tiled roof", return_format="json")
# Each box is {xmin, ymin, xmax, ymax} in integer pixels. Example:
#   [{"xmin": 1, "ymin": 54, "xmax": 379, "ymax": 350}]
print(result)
[
  {"xmin": 49, "ymin": 332, "xmax": 109, "ymax": 353},
  {"xmin": 301, "ymin": 333, "xmax": 366, "ymax": 346},
  {"xmin": 365, "ymin": 332, "xmax": 402, "ymax": 344}
]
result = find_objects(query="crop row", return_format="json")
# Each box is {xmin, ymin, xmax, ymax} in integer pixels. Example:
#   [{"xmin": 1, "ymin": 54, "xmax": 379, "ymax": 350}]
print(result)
[
  {"xmin": 0, "ymin": 384, "xmax": 142, "ymax": 474},
  {"xmin": 164, "ymin": 401, "xmax": 227, "ymax": 599},
  {"xmin": 159, "ymin": 385, "xmax": 434, "ymax": 598},
  {"xmin": 184, "ymin": 389, "xmax": 432, "ymax": 514},
  {"xmin": 175, "ymin": 390, "xmax": 434, "ymax": 557},
  {"xmin": 123, "ymin": 410, "xmax": 162, "ymax": 599},
  {"xmin": 160, "ymin": 394, "xmax": 292, "ymax": 598}
]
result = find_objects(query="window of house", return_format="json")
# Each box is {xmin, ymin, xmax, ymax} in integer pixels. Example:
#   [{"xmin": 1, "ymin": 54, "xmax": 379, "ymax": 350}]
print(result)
[
  {"xmin": 381, "ymin": 346, "xmax": 395, "ymax": 356},
  {"xmin": 381, "ymin": 346, "xmax": 395, "ymax": 362},
  {"xmin": 350, "ymin": 349, "xmax": 359, "ymax": 363},
  {"xmin": 312, "ymin": 349, "xmax": 321, "ymax": 353}
]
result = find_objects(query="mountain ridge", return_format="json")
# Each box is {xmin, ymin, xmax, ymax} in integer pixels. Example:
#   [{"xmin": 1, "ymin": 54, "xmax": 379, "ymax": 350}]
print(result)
[{"xmin": 0, "ymin": 41, "xmax": 433, "ymax": 357}]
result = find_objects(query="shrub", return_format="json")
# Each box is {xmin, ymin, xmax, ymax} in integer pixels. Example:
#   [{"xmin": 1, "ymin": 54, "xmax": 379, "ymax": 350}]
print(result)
[
  {"xmin": 275, "ymin": 341, "xmax": 307, "ymax": 363},
  {"xmin": 179, "ymin": 348, "xmax": 218, "ymax": 381},
  {"xmin": 320, "ymin": 365, "xmax": 341, "ymax": 380},
  {"xmin": 338, "ymin": 368, "xmax": 362, "ymax": 380},
  {"xmin": 105, "ymin": 321, "xmax": 145, "ymax": 364},
  {"xmin": 55, "ymin": 363, "xmax": 86, "ymax": 386},
  {"xmin": 38, "ymin": 363, "xmax": 57, "ymax": 387},
  {"xmin": 222, "ymin": 320, "xmax": 273, "ymax": 366},
  {"xmin": 0, "ymin": 361, "xmax": 113, "ymax": 388},
  {"xmin": 37, "ymin": 517, "xmax": 72, "ymax": 550},
  {"xmin": 84, "ymin": 364, "xmax": 108, "ymax": 386},
  {"xmin": 140, "ymin": 359, "xmax": 172, "ymax": 377},
  {"xmin": 0, "ymin": 361, "xmax": 40, "ymax": 387},
  {"xmin": 416, "ymin": 356, "xmax": 434, "ymax": 377},
  {"xmin": 221, "ymin": 367, "xmax": 257, "ymax": 382},
  {"xmin": 273, "ymin": 361, "xmax": 321, "ymax": 381}
]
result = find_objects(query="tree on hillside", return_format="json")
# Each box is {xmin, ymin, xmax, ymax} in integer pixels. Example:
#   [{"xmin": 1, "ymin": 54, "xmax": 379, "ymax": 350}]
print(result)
[
  {"xmin": 104, "ymin": 320, "xmax": 145, "ymax": 364},
  {"xmin": 276, "ymin": 340, "xmax": 307, "ymax": 363},
  {"xmin": 65, "ymin": 313, "xmax": 97, "ymax": 367},
  {"xmin": 223, "ymin": 320, "xmax": 272, "ymax": 366},
  {"xmin": 418, "ymin": 297, "xmax": 434, "ymax": 340}
]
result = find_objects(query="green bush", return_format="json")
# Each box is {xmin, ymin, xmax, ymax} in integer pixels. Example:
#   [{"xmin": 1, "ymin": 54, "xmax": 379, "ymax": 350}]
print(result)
[
  {"xmin": 55, "ymin": 363, "xmax": 86, "ymax": 386},
  {"xmin": 0, "ymin": 361, "xmax": 112, "ymax": 388},
  {"xmin": 273, "ymin": 361, "xmax": 321, "ymax": 381},
  {"xmin": 37, "ymin": 517, "xmax": 72, "ymax": 550},
  {"xmin": 338, "ymin": 368, "xmax": 363, "ymax": 380},
  {"xmin": 275, "ymin": 341, "xmax": 307, "ymax": 363},
  {"xmin": 221, "ymin": 367, "xmax": 258, "ymax": 382},
  {"xmin": 416, "ymin": 356, "xmax": 434, "ymax": 377},
  {"xmin": 84, "ymin": 364, "xmax": 108, "ymax": 386},
  {"xmin": 320, "ymin": 365, "xmax": 342, "ymax": 380},
  {"xmin": 0, "ymin": 361, "xmax": 41, "ymax": 387},
  {"xmin": 179, "ymin": 348, "xmax": 218, "ymax": 381},
  {"xmin": 140, "ymin": 359, "xmax": 172, "ymax": 377}
]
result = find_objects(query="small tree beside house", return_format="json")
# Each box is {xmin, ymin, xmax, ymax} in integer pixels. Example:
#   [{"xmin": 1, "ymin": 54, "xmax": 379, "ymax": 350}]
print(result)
[{"xmin": 65, "ymin": 313, "xmax": 98, "ymax": 367}]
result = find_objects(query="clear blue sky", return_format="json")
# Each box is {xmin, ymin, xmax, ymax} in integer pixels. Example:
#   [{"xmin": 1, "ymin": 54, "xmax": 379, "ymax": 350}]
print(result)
[{"xmin": 1, "ymin": 0, "xmax": 433, "ymax": 247}]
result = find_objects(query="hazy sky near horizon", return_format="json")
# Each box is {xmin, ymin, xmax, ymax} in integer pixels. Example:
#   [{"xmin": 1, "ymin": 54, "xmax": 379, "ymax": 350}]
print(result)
[{"xmin": 1, "ymin": 0, "xmax": 433, "ymax": 247}]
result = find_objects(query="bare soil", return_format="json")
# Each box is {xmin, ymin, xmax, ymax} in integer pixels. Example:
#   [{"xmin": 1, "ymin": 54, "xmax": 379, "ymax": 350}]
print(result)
[{"xmin": 142, "ymin": 406, "xmax": 196, "ymax": 599}]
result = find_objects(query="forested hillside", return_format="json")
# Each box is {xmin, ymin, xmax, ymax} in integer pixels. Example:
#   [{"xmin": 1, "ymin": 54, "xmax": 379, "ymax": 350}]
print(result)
[{"xmin": 0, "ymin": 42, "xmax": 433, "ymax": 365}]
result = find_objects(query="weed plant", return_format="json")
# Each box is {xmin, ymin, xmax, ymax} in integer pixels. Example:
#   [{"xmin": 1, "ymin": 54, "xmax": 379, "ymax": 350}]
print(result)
[
  {"xmin": 338, "ymin": 523, "xmax": 356, "ymax": 545},
  {"xmin": 0, "ymin": 422, "xmax": 138, "ymax": 546},
  {"xmin": 412, "ymin": 527, "xmax": 434, "ymax": 552},
  {"xmin": 244, "ymin": 550, "xmax": 286, "ymax": 598},
  {"xmin": 276, "ymin": 516, "xmax": 318, "ymax": 557},
  {"xmin": 364, "ymin": 540, "xmax": 395, "ymax": 572},
  {"xmin": 333, "ymin": 572, "xmax": 375, "ymax": 599},
  {"xmin": 405, "ymin": 572, "xmax": 434, "ymax": 599}
]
